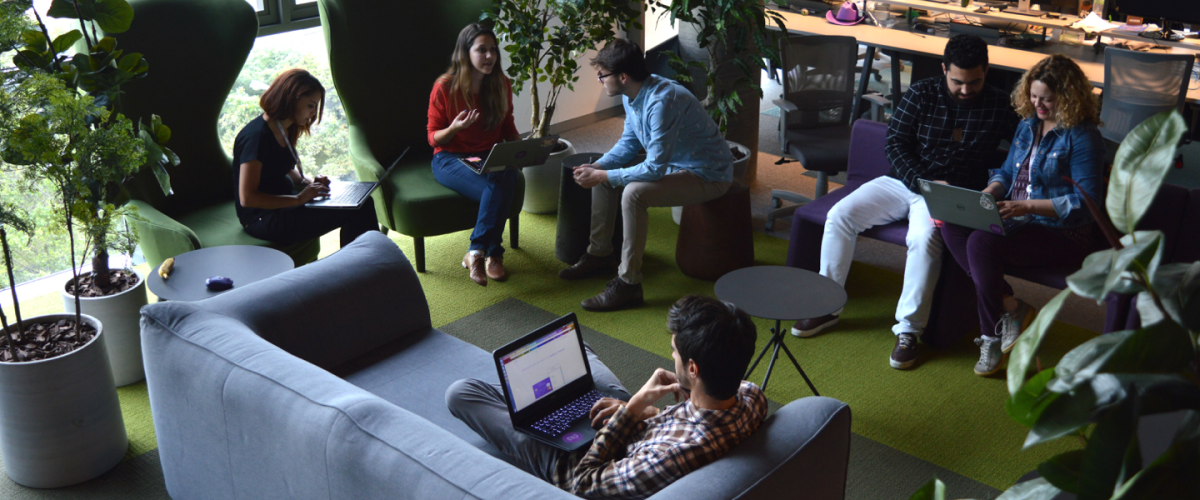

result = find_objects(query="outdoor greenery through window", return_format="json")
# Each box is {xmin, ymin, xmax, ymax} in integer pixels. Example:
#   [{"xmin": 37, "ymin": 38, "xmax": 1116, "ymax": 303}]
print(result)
[{"xmin": 1, "ymin": 6, "xmax": 346, "ymax": 288}]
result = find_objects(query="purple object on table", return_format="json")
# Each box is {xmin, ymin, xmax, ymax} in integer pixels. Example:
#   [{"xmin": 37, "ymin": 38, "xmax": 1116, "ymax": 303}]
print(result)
[{"xmin": 206, "ymin": 276, "xmax": 234, "ymax": 291}]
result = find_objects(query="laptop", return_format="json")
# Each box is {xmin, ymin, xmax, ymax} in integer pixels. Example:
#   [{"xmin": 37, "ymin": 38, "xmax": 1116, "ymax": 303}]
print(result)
[
  {"xmin": 459, "ymin": 135, "xmax": 561, "ymax": 175},
  {"xmin": 306, "ymin": 147, "xmax": 409, "ymax": 209},
  {"xmin": 493, "ymin": 313, "xmax": 607, "ymax": 452},
  {"xmin": 919, "ymin": 179, "xmax": 1029, "ymax": 236}
]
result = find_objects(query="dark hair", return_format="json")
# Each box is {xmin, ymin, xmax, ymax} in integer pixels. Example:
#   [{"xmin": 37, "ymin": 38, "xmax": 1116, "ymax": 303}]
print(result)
[
  {"xmin": 667, "ymin": 295, "xmax": 757, "ymax": 401},
  {"xmin": 260, "ymin": 68, "xmax": 325, "ymax": 145},
  {"xmin": 943, "ymin": 34, "xmax": 989, "ymax": 71},
  {"xmin": 440, "ymin": 23, "xmax": 509, "ymax": 130},
  {"xmin": 589, "ymin": 38, "xmax": 649, "ymax": 82}
]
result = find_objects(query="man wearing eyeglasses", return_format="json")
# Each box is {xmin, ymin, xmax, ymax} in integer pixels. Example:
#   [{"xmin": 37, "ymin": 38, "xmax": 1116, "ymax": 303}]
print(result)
[{"xmin": 561, "ymin": 38, "xmax": 735, "ymax": 312}]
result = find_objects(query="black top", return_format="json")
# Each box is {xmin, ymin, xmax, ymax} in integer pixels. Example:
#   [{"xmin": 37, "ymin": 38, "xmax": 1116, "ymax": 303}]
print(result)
[
  {"xmin": 232, "ymin": 115, "xmax": 297, "ymax": 224},
  {"xmin": 714, "ymin": 266, "xmax": 847, "ymax": 321},
  {"xmin": 885, "ymin": 77, "xmax": 1019, "ymax": 193}
]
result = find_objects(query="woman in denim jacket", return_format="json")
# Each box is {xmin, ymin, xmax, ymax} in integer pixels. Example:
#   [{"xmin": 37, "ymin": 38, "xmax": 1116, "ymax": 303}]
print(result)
[{"xmin": 940, "ymin": 54, "xmax": 1105, "ymax": 376}]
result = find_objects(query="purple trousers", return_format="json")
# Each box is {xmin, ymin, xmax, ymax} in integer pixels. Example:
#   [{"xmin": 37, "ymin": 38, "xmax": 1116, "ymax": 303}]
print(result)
[{"xmin": 939, "ymin": 222, "xmax": 1097, "ymax": 337}]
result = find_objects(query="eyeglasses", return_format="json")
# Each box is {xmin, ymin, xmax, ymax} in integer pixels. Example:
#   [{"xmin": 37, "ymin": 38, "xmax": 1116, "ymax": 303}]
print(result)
[{"xmin": 597, "ymin": 72, "xmax": 616, "ymax": 83}]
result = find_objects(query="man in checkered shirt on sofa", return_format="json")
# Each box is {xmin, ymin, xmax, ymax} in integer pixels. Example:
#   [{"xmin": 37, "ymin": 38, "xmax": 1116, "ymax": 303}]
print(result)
[
  {"xmin": 791, "ymin": 34, "xmax": 1020, "ymax": 370},
  {"xmin": 446, "ymin": 295, "xmax": 767, "ymax": 498}
]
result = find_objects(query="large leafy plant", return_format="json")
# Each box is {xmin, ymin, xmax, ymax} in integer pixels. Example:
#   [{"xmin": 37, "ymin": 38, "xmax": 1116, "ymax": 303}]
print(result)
[
  {"xmin": 911, "ymin": 110, "xmax": 1200, "ymax": 499},
  {"xmin": 482, "ymin": 0, "xmax": 641, "ymax": 139},
  {"xmin": 9, "ymin": 0, "xmax": 176, "ymax": 291},
  {"xmin": 646, "ymin": 0, "xmax": 785, "ymax": 133}
]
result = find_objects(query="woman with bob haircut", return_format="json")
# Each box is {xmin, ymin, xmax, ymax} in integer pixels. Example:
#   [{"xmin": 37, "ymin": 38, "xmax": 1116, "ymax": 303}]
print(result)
[
  {"xmin": 232, "ymin": 68, "xmax": 378, "ymax": 250},
  {"xmin": 940, "ymin": 54, "xmax": 1106, "ymax": 377},
  {"xmin": 428, "ymin": 23, "xmax": 521, "ymax": 286}
]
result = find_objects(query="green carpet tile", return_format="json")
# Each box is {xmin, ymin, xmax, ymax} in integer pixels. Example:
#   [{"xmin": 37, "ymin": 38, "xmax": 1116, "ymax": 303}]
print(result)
[{"xmin": 2, "ymin": 207, "xmax": 1094, "ymax": 490}]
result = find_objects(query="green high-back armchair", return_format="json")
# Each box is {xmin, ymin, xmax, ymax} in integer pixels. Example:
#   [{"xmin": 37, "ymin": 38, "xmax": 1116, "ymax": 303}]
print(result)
[
  {"xmin": 117, "ymin": 0, "xmax": 320, "ymax": 269},
  {"xmin": 318, "ymin": 0, "xmax": 524, "ymax": 272}
]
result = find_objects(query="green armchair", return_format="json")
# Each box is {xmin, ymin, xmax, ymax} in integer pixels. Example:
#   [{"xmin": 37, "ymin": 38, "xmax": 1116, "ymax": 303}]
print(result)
[
  {"xmin": 115, "ymin": 0, "xmax": 320, "ymax": 270},
  {"xmin": 318, "ymin": 0, "xmax": 523, "ymax": 272}
]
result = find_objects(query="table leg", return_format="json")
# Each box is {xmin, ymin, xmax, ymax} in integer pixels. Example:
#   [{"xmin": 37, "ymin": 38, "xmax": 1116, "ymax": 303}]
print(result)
[
  {"xmin": 778, "ymin": 338, "xmax": 820, "ymax": 396},
  {"xmin": 760, "ymin": 324, "xmax": 785, "ymax": 392},
  {"xmin": 850, "ymin": 45, "xmax": 876, "ymax": 125}
]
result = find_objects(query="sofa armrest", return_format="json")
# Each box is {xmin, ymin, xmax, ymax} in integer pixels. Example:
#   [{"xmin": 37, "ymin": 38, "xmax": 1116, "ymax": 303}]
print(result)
[
  {"xmin": 196, "ymin": 231, "xmax": 431, "ymax": 369},
  {"xmin": 651, "ymin": 396, "xmax": 851, "ymax": 499},
  {"xmin": 125, "ymin": 200, "xmax": 201, "ymax": 270}
]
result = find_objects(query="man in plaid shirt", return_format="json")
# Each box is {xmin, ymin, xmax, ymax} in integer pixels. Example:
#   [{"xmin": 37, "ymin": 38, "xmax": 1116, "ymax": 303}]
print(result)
[
  {"xmin": 447, "ymin": 295, "xmax": 766, "ymax": 498},
  {"xmin": 791, "ymin": 35, "xmax": 1019, "ymax": 370}
]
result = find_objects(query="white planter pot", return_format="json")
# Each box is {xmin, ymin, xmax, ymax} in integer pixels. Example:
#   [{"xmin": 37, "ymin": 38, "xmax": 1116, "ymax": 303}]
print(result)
[
  {"xmin": 0, "ymin": 314, "xmax": 127, "ymax": 488},
  {"xmin": 62, "ymin": 268, "xmax": 149, "ymax": 386},
  {"xmin": 522, "ymin": 138, "xmax": 576, "ymax": 214},
  {"xmin": 673, "ymin": 141, "xmax": 751, "ymax": 225}
]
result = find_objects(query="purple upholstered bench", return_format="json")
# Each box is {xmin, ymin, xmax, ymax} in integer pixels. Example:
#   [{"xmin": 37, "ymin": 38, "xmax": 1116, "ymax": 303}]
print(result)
[{"xmin": 783, "ymin": 119, "xmax": 1196, "ymax": 347}]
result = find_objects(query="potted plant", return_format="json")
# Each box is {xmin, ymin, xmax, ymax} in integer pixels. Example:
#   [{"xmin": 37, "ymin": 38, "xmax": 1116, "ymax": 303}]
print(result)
[
  {"xmin": 909, "ymin": 111, "xmax": 1200, "ymax": 499},
  {"xmin": 0, "ymin": 20, "xmax": 129, "ymax": 488},
  {"xmin": 647, "ymin": 0, "xmax": 786, "ymax": 183},
  {"xmin": 11, "ymin": 0, "xmax": 177, "ymax": 386},
  {"xmin": 482, "ymin": 0, "xmax": 641, "ymax": 213}
]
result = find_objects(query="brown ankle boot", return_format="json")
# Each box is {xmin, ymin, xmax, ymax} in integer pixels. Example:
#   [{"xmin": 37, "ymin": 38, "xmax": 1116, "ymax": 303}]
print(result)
[
  {"xmin": 462, "ymin": 252, "xmax": 487, "ymax": 286},
  {"xmin": 485, "ymin": 255, "xmax": 507, "ymax": 281}
]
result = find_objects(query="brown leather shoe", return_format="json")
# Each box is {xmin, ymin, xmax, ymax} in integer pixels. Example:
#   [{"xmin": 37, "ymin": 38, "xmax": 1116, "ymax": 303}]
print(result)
[
  {"xmin": 461, "ymin": 252, "xmax": 487, "ymax": 287},
  {"xmin": 581, "ymin": 277, "xmax": 644, "ymax": 312},
  {"xmin": 485, "ymin": 255, "xmax": 507, "ymax": 281},
  {"xmin": 790, "ymin": 313, "xmax": 840, "ymax": 338},
  {"xmin": 558, "ymin": 253, "xmax": 618, "ymax": 280}
]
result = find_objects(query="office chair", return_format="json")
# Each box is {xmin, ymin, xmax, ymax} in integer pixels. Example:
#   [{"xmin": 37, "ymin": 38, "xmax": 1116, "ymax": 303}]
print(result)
[
  {"xmin": 1098, "ymin": 48, "xmax": 1194, "ymax": 144},
  {"xmin": 766, "ymin": 35, "xmax": 886, "ymax": 231}
]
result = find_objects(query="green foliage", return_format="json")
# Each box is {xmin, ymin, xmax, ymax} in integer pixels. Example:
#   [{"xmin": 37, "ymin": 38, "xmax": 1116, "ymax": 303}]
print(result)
[
  {"xmin": 648, "ymin": 0, "xmax": 786, "ymax": 133},
  {"xmin": 915, "ymin": 110, "xmax": 1200, "ymax": 499},
  {"xmin": 482, "ymin": 0, "xmax": 641, "ymax": 138}
]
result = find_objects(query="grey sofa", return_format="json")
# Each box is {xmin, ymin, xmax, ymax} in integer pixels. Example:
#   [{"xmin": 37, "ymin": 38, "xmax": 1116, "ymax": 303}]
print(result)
[{"xmin": 139, "ymin": 232, "xmax": 852, "ymax": 499}]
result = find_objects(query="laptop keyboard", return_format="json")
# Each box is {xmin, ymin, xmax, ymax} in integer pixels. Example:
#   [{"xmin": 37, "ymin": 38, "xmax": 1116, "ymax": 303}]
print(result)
[
  {"xmin": 328, "ymin": 182, "xmax": 372, "ymax": 204},
  {"xmin": 531, "ymin": 389, "xmax": 604, "ymax": 436}
]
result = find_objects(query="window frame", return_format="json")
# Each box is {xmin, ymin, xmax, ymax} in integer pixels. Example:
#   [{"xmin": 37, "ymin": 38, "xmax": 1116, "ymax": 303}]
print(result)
[{"xmin": 253, "ymin": 0, "xmax": 322, "ymax": 37}]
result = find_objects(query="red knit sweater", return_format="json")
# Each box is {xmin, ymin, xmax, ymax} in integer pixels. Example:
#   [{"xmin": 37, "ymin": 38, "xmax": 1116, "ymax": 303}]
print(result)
[{"xmin": 426, "ymin": 76, "xmax": 518, "ymax": 155}]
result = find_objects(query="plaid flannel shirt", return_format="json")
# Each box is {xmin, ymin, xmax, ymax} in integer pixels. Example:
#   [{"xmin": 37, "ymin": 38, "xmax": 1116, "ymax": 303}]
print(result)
[
  {"xmin": 885, "ymin": 76, "xmax": 1019, "ymax": 193},
  {"xmin": 549, "ymin": 381, "xmax": 767, "ymax": 499}
]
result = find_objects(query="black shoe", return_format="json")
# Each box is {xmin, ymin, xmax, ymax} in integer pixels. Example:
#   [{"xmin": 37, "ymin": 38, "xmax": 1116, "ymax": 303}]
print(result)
[
  {"xmin": 791, "ymin": 313, "xmax": 840, "ymax": 338},
  {"xmin": 890, "ymin": 333, "xmax": 918, "ymax": 370},
  {"xmin": 581, "ymin": 278, "xmax": 644, "ymax": 312},
  {"xmin": 559, "ymin": 253, "xmax": 618, "ymax": 280}
]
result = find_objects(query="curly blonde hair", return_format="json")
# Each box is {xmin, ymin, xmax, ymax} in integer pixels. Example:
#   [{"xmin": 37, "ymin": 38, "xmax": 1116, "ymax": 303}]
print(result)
[{"xmin": 1011, "ymin": 54, "xmax": 1101, "ymax": 129}]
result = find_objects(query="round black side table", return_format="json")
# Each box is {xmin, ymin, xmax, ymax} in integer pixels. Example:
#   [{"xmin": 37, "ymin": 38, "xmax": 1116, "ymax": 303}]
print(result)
[
  {"xmin": 148, "ymin": 246, "xmax": 294, "ymax": 302},
  {"xmin": 715, "ymin": 265, "xmax": 847, "ymax": 395}
]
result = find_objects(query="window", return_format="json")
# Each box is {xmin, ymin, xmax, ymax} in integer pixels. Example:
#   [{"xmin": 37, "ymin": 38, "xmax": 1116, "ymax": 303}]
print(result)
[{"xmin": 245, "ymin": 0, "xmax": 321, "ymax": 37}]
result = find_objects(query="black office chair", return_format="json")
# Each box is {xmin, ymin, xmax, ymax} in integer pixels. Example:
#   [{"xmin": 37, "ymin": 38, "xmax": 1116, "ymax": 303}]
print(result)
[
  {"xmin": 1098, "ymin": 47, "xmax": 1194, "ymax": 145},
  {"xmin": 766, "ymin": 35, "xmax": 886, "ymax": 231}
]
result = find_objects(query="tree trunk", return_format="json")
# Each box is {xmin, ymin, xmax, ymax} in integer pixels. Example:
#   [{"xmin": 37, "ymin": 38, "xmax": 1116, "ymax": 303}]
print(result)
[
  {"xmin": 677, "ymin": 21, "xmax": 760, "ymax": 183},
  {"xmin": 91, "ymin": 250, "xmax": 110, "ymax": 292}
]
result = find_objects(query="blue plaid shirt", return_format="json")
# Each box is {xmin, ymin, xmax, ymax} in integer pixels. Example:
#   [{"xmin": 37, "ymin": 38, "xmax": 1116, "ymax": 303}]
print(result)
[
  {"xmin": 553, "ymin": 381, "xmax": 767, "ymax": 499},
  {"xmin": 595, "ymin": 74, "xmax": 735, "ymax": 187}
]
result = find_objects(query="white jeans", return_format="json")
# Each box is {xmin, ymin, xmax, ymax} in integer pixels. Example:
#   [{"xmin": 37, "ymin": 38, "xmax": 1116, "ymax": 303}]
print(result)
[{"xmin": 820, "ymin": 176, "xmax": 942, "ymax": 335}]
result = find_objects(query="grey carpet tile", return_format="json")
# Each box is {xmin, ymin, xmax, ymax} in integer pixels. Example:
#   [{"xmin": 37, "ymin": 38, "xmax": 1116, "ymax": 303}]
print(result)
[{"xmin": 0, "ymin": 450, "xmax": 169, "ymax": 499}]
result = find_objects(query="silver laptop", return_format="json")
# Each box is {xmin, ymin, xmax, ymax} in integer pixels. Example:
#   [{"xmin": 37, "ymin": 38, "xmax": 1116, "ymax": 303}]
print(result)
[
  {"xmin": 919, "ymin": 179, "xmax": 1029, "ymax": 236},
  {"xmin": 492, "ymin": 313, "xmax": 607, "ymax": 452},
  {"xmin": 458, "ymin": 135, "xmax": 560, "ymax": 175},
  {"xmin": 307, "ymin": 147, "xmax": 409, "ymax": 209}
]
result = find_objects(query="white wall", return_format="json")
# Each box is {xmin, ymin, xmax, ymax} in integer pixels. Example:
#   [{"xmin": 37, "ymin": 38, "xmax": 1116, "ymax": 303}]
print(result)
[
  {"xmin": 503, "ymin": 44, "xmax": 622, "ymax": 136},
  {"xmin": 644, "ymin": 7, "xmax": 679, "ymax": 51}
]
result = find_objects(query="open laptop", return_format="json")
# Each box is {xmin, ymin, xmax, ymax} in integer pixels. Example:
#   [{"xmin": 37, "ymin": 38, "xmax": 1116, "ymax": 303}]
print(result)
[
  {"xmin": 307, "ymin": 147, "xmax": 409, "ymax": 209},
  {"xmin": 458, "ymin": 135, "xmax": 561, "ymax": 175},
  {"xmin": 493, "ymin": 313, "xmax": 606, "ymax": 452},
  {"xmin": 919, "ymin": 179, "xmax": 1029, "ymax": 236}
]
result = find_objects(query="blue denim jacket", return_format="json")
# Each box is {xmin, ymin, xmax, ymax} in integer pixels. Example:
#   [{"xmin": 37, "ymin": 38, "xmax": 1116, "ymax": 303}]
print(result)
[
  {"xmin": 595, "ymin": 75, "xmax": 734, "ymax": 186},
  {"xmin": 988, "ymin": 117, "xmax": 1105, "ymax": 228}
]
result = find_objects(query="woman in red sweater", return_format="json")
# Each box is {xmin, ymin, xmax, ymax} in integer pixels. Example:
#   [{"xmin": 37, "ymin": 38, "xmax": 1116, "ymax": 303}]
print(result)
[{"xmin": 428, "ymin": 23, "xmax": 521, "ymax": 286}]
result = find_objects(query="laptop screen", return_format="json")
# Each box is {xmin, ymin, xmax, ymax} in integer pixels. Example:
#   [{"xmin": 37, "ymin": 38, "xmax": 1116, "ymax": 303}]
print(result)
[{"xmin": 499, "ymin": 321, "xmax": 588, "ymax": 413}]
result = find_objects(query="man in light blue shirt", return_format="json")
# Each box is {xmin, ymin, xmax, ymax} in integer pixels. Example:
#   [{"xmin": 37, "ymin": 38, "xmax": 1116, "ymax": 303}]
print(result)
[{"xmin": 562, "ymin": 39, "xmax": 734, "ymax": 312}]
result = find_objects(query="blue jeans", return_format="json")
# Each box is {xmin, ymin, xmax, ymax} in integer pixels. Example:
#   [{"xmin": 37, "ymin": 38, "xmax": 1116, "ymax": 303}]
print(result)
[{"xmin": 432, "ymin": 151, "xmax": 518, "ymax": 257}]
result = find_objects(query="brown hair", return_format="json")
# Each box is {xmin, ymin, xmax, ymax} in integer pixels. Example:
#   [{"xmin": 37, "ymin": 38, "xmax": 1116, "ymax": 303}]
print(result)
[
  {"xmin": 259, "ymin": 68, "xmax": 325, "ymax": 145},
  {"xmin": 439, "ymin": 23, "xmax": 508, "ymax": 130},
  {"xmin": 1012, "ymin": 54, "xmax": 1100, "ymax": 129}
]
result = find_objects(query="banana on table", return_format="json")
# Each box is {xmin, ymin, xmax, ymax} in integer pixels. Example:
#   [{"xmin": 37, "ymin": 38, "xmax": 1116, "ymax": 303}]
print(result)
[{"xmin": 159, "ymin": 257, "xmax": 175, "ymax": 279}]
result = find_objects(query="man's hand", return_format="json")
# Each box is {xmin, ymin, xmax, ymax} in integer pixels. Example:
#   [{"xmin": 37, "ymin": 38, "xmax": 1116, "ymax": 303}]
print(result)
[
  {"xmin": 625, "ymin": 368, "xmax": 688, "ymax": 422},
  {"xmin": 997, "ymin": 200, "xmax": 1030, "ymax": 219},
  {"xmin": 573, "ymin": 164, "xmax": 608, "ymax": 189},
  {"xmin": 589, "ymin": 397, "xmax": 658, "ymax": 429}
]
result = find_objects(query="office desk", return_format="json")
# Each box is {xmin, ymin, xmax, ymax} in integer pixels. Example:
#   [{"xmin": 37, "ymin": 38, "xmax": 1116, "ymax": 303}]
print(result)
[{"xmin": 770, "ymin": 8, "xmax": 1200, "ymax": 109}]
